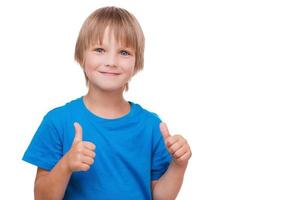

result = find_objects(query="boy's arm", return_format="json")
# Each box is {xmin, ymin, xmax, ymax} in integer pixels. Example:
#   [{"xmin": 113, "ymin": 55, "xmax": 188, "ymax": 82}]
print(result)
[
  {"xmin": 152, "ymin": 161, "xmax": 188, "ymax": 200},
  {"xmin": 34, "ymin": 157, "xmax": 72, "ymax": 200},
  {"xmin": 152, "ymin": 123, "xmax": 192, "ymax": 200},
  {"xmin": 34, "ymin": 122, "xmax": 96, "ymax": 200}
]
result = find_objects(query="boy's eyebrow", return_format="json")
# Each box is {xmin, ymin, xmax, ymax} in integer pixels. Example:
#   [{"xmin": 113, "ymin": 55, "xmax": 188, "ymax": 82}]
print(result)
[{"xmin": 120, "ymin": 47, "xmax": 135, "ymax": 52}]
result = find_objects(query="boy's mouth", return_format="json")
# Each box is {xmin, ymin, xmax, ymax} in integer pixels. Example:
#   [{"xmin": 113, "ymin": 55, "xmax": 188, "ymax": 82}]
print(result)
[{"xmin": 99, "ymin": 71, "xmax": 121, "ymax": 76}]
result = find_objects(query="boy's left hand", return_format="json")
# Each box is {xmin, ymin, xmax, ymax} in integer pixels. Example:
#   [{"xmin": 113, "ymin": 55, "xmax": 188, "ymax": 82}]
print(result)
[{"xmin": 160, "ymin": 122, "xmax": 192, "ymax": 167}]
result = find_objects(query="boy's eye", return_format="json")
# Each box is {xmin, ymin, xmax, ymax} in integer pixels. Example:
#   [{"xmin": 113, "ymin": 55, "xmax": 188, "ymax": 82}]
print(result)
[
  {"xmin": 94, "ymin": 48, "xmax": 104, "ymax": 53},
  {"xmin": 120, "ymin": 50, "xmax": 130, "ymax": 56}
]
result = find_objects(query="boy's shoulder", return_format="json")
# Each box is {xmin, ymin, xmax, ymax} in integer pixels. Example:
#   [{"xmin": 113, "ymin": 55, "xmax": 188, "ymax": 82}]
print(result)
[
  {"xmin": 44, "ymin": 97, "xmax": 81, "ymax": 121},
  {"xmin": 133, "ymin": 102, "xmax": 162, "ymax": 123}
]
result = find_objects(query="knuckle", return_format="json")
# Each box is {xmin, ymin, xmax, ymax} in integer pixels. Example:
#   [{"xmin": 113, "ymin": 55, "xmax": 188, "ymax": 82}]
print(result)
[
  {"xmin": 82, "ymin": 165, "xmax": 90, "ymax": 171},
  {"xmin": 170, "ymin": 147, "xmax": 176, "ymax": 153},
  {"xmin": 174, "ymin": 152, "xmax": 180, "ymax": 158},
  {"xmin": 176, "ymin": 134, "xmax": 182, "ymax": 139},
  {"xmin": 178, "ymin": 156, "xmax": 185, "ymax": 161}
]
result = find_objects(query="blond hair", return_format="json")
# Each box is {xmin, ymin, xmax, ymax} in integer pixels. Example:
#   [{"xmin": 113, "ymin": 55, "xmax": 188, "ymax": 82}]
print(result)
[{"xmin": 74, "ymin": 6, "xmax": 145, "ymax": 91}]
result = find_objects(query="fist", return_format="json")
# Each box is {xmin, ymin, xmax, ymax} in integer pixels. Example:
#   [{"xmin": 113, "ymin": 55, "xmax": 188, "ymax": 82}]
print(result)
[
  {"xmin": 65, "ymin": 122, "xmax": 96, "ymax": 172},
  {"xmin": 160, "ymin": 122, "xmax": 192, "ymax": 167}
]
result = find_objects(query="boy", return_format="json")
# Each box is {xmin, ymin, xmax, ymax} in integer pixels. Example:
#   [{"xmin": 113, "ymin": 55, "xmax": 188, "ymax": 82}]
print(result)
[{"xmin": 23, "ymin": 6, "xmax": 192, "ymax": 200}]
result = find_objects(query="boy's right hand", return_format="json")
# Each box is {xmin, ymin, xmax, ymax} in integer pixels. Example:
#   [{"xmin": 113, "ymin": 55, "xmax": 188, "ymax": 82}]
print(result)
[{"xmin": 65, "ymin": 122, "xmax": 96, "ymax": 172}]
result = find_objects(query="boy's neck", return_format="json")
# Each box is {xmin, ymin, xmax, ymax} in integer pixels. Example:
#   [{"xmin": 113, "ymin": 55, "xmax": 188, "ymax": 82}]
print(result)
[{"xmin": 83, "ymin": 85, "xmax": 130, "ymax": 119}]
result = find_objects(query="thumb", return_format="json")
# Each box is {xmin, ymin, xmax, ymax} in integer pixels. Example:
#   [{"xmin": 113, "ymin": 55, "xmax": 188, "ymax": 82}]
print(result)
[
  {"xmin": 73, "ymin": 122, "xmax": 83, "ymax": 144},
  {"xmin": 160, "ymin": 122, "xmax": 171, "ymax": 141}
]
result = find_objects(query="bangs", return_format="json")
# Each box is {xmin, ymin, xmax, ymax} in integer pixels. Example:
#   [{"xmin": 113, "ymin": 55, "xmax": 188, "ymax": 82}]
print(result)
[{"xmin": 85, "ymin": 11, "xmax": 138, "ymax": 50}]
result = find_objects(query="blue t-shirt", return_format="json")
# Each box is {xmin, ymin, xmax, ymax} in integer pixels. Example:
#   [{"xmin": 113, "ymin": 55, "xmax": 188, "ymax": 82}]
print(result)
[{"xmin": 22, "ymin": 96, "xmax": 171, "ymax": 200}]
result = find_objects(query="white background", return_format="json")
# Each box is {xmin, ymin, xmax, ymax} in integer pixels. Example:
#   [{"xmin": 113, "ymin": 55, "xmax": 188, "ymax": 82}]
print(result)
[{"xmin": 0, "ymin": 0, "xmax": 299, "ymax": 199}]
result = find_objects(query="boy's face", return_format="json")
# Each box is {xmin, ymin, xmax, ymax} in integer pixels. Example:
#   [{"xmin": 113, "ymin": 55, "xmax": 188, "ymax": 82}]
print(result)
[{"xmin": 84, "ymin": 28, "xmax": 136, "ymax": 92}]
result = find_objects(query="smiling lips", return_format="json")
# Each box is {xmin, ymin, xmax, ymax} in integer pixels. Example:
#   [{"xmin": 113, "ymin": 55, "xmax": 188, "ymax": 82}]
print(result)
[{"xmin": 99, "ymin": 71, "xmax": 121, "ymax": 76}]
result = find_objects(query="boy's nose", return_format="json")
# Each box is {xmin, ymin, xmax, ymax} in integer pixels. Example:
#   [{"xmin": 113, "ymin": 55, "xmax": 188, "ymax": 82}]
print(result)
[{"xmin": 104, "ymin": 53, "xmax": 117, "ymax": 67}]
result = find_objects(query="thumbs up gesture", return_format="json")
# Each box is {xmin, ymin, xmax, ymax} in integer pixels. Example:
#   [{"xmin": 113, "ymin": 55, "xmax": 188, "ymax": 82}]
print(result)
[
  {"xmin": 65, "ymin": 122, "xmax": 96, "ymax": 172},
  {"xmin": 160, "ymin": 122, "xmax": 192, "ymax": 167}
]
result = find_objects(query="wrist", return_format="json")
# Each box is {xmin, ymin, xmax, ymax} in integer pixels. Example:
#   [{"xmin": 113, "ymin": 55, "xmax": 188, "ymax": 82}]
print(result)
[
  {"xmin": 60, "ymin": 154, "xmax": 73, "ymax": 175},
  {"xmin": 171, "ymin": 160, "xmax": 189, "ymax": 170}
]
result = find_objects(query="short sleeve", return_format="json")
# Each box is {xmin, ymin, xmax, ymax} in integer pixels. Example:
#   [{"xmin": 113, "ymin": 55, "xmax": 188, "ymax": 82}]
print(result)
[
  {"xmin": 151, "ymin": 116, "xmax": 172, "ymax": 180},
  {"xmin": 22, "ymin": 112, "xmax": 63, "ymax": 171}
]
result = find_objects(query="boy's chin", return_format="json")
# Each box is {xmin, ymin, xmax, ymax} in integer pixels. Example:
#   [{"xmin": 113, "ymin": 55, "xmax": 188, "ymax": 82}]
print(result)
[{"xmin": 92, "ymin": 84, "xmax": 126, "ymax": 92}]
